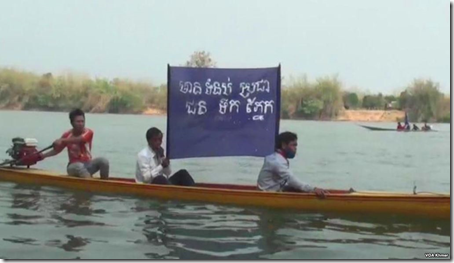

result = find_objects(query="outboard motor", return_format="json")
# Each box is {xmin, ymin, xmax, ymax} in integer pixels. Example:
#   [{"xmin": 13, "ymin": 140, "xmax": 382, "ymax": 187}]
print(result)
[{"xmin": 5, "ymin": 137, "xmax": 40, "ymax": 167}]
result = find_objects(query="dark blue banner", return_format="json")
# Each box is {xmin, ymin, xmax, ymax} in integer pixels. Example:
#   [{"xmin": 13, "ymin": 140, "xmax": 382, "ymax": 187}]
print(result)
[{"xmin": 167, "ymin": 66, "xmax": 280, "ymax": 159}]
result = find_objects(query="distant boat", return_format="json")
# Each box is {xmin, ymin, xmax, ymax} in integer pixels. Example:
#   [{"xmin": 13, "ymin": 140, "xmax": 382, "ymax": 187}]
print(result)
[{"xmin": 358, "ymin": 124, "xmax": 436, "ymax": 132}]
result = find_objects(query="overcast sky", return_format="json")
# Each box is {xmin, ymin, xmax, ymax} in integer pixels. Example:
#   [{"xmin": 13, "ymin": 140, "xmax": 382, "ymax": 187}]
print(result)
[{"xmin": 0, "ymin": 0, "xmax": 450, "ymax": 94}]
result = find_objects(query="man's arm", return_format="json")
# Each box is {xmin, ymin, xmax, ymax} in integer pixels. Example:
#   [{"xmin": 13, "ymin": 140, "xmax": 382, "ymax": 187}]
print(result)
[
  {"xmin": 42, "ymin": 132, "xmax": 69, "ymax": 159},
  {"xmin": 60, "ymin": 136, "xmax": 85, "ymax": 145},
  {"xmin": 162, "ymin": 158, "xmax": 171, "ymax": 177},
  {"xmin": 55, "ymin": 129, "xmax": 93, "ymax": 147},
  {"xmin": 273, "ymin": 160, "xmax": 315, "ymax": 192},
  {"xmin": 41, "ymin": 149, "xmax": 60, "ymax": 159},
  {"xmin": 137, "ymin": 154, "xmax": 165, "ymax": 183},
  {"xmin": 158, "ymin": 147, "xmax": 171, "ymax": 177}
]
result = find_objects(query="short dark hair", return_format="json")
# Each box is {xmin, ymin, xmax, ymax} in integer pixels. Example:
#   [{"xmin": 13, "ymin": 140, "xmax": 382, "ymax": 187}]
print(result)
[
  {"xmin": 275, "ymin": 131, "xmax": 297, "ymax": 150},
  {"xmin": 69, "ymin": 109, "xmax": 85, "ymax": 123},
  {"xmin": 146, "ymin": 127, "xmax": 162, "ymax": 141}
]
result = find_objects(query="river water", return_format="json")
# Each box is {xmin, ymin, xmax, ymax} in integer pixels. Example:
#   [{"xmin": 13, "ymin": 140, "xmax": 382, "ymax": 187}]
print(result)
[{"xmin": 0, "ymin": 110, "xmax": 450, "ymax": 259}]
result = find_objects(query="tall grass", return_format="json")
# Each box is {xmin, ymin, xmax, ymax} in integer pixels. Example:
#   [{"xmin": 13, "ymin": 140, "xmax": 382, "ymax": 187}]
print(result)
[
  {"xmin": 0, "ymin": 68, "xmax": 449, "ymax": 122},
  {"xmin": 0, "ymin": 68, "xmax": 166, "ymax": 114}
]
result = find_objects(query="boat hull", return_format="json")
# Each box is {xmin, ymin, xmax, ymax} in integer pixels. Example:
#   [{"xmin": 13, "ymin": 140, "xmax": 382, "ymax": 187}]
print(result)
[
  {"xmin": 358, "ymin": 124, "xmax": 436, "ymax": 132},
  {"xmin": 0, "ymin": 168, "xmax": 449, "ymax": 219}
]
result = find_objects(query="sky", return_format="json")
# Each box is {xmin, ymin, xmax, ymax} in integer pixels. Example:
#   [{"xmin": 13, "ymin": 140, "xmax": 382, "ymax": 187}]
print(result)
[{"xmin": 0, "ymin": 0, "xmax": 450, "ymax": 94}]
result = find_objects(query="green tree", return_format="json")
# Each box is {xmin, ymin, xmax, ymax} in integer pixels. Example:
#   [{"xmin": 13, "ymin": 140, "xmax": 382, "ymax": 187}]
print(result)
[
  {"xmin": 297, "ymin": 98, "xmax": 323, "ymax": 119},
  {"xmin": 313, "ymin": 75, "xmax": 343, "ymax": 119},
  {"xmin": 185, "ymin": 51, "xmax": 217, "ymax": 68},
  {"xmin": 398, "ymin": 90, "xmax": 409, "ymax": 110},
  {"xmin": 343, "ymin": 92, "xmax": 359, "ymax": 109},
  {"xmin": 362, "ymin": 93, "xmax": 385, "ymax": 109},
  {"xmin": 384, "ymin": 95, "xmax": 397, "ymax": 104},
  {"xmin": 281, "ymin": 75, "xmax": 311, "ymax": 119},
  {"xmin": 402, "ymin": 79, "xmax": 444, "ymax": 122}
]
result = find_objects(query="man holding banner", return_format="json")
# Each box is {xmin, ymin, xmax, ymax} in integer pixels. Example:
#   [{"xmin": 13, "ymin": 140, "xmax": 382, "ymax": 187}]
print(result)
[{"xmin": 135, "ymin": 127, "xmax": 195, "ymax": 186}]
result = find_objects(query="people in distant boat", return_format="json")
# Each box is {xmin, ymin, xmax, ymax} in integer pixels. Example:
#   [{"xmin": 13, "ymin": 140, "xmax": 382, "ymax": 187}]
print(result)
[
  {"xmin": 135, "ymin": 127, "xmax": 195, "ymax": 186},
  {"xmin": 422, "ymin": 123, "xmax": 432, "ymax": 131},
  {"xmin": 405, "ymin": 123, "xmax": 411, "ymax": 131},
  {"xmin": 397, "ymin": 122, "xmax": 405, "ymax": 130},
  {"xmin": 41, "ymin": 109, "xmax": 110, "ymax": 179},
  {"xmin": 412, "ymin": 124, "xmax": 419, "ymax": 131},
  {"xmin": 257, "ymin": 131, "xmax": 327, "ymax": 197}
]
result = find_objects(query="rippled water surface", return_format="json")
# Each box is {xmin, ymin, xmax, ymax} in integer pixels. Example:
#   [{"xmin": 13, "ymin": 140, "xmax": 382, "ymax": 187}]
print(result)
[{"xmin": 0, "ymin": 111, "xmax": 450, "ymax": 259}]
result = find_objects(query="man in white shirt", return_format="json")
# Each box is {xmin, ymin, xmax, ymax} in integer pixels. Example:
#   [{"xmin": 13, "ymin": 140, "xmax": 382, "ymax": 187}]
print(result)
[
  {"xmin": 257, "ymin": 131, "xmax": 327, "ymax": 197},
  {"xmin": 135, "ymin": 127, "xmax": 195, "ymax": 186}
]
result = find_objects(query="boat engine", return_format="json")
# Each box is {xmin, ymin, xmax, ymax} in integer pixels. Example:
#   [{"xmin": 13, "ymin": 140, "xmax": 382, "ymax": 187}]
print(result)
[{"xmin": 5, "ymin": 137, "xmax": 40, "ymax": 167}]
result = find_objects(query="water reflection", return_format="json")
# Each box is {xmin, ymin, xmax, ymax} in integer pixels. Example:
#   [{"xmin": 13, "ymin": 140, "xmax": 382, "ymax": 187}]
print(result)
[
  {"xmin": 4, "ymin": 184, "xmax": 108, "ymax": 253},
  {"xmin": 46, "ymin": 235, "xmax": 90, "ymax": 252},
  {"xmin": 51, "ymin": 192, "xmax": 107, "ymax": 229},
  {"xmin": 10, "ymin": 185, "xmax": 42, "ymax": 211},
  {"xmin": 256, "ymin": 211, "xmax": 450, "ymax": 259},
  {"xmin": 132, "ymin": 200, "xmax": 450, "ymax": 259},
  {"xmin": 1, "ymin": 183, "xmax": 450, "ymax": 259}
]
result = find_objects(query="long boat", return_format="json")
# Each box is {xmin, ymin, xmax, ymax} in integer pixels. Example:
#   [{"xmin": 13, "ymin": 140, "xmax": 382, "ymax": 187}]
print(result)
[
  {"xmin": 358, "ymin": 124, "xmax": 436, "ymax": 132},
  {"xmin": 0, "ymin": 167, "xmax": 449, "ymax": 220}
]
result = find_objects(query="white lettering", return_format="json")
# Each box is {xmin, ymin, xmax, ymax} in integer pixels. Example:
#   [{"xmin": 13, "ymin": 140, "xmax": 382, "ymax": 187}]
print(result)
[
  {"xmin": 222, "ymin": 78, "xmax": 233, "ymax": 96},
  {"xmin": 229, "ymin": 100, "xmax": 240, "ymax": 113},
  {"xmin": 213, "ymin": 82, "xmax": 222, "ymax": 95},
  {"xmin": 246, "ymin": 97, "xmax": 256, "ymax": 113},
  {"xmin": 205, "ymin": 79, "xmax": 213, "ymax": 95},
  {"xmin": 239, "ymin": 80, "xmax": 271, "ymax": 98},
  {"xmin": 256, "ymin": 79, "xmax": 270, "ymax": 92},
  {"xmin": 246, "ymin": 97, "xmax": 274, "ymax": 114},
  {"xmin": 198, "ymin": 101, "xmax": 207, "ymax": 115},
  {"xmin": 186, "ymin": 101, "xmax": 197, "ymax": 115},
  {"xmin": 252, "ymin": 115, "xmax": 264, "ymax": 121},
  {"xmin": 263, "ymin": 100, "xmax": 274, "ymax": 114},
  {"xmin": 239, "ymin": 82, "xmax": 251, "ymax": 99},
  {"xmin": 186, "ymin": 100, "xmax": 207, "ymax": 115},
  {"xmin": 193, "ymin": 82, "xmax": 202, "ymax": 95},
  {"xmin": 219, "ymin": 98, "xmax": 229, "ymax": 114},
  {"xmin": 254, "ymin": 101, "xmax": 264, "ymax": 113}
]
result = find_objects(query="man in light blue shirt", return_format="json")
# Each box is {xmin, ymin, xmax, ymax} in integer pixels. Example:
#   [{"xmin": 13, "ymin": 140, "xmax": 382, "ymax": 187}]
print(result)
[{"xmin": 257, "ymin": 132, "xmax": 327, "ymax": 197}]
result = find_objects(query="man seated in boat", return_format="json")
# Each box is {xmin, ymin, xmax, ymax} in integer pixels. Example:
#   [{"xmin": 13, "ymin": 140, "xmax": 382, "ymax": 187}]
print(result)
[
  {"xmin": 422, "ymin": 122, "xmax": 431, "ymax": 131},
  {"xmin": 41, "ymin": 109, "xmax": 110, "ymax": 179},
  {"xmin": 135, "ymin": 127, "xmax": 195, "ymax": 186},
  {"xmin": 405, "ymin": 124, "xmax": 411, "ymax": 131},
  {"xmin": 412, "ymin": 124, "xmax": 419, "ymax": 131},
  {"xmin": 257, "ymin": 131, "xmax": 326, "ymax": 197},
  {"xmin": 397, "ymin": 122, "xmax": 404, "ymax": 130}
]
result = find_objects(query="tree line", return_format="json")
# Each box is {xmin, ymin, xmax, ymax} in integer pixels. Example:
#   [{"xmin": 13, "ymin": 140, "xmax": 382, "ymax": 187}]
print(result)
[{"xmin": 0, "ymin": 51, "xmax": 449, "ymax": 122}]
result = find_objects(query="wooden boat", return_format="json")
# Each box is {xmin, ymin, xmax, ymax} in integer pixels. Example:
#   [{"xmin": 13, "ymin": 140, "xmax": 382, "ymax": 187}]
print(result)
[
  {"xmin": 0, "ymin": 167, "xmax": 449, "ymax": 219},
  {"xmin": 358, "ymin": 124, "xmax": 436, "ymax": 132}
]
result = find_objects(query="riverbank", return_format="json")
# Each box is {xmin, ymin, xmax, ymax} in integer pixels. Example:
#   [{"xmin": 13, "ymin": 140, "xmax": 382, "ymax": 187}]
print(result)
[
  {"xmin": 141, "ymin": 108, "xmax": 409, "ymax": 122},
  {"xmin": 142, "ymin": 107, "xmax": 166, "ymax": 116},
  {"xmin": 336, "ymin": 109, "xmax": 405, "ymax": 122},
  {"xmin": 142, "ymin": 107, "xmax": 407, "ymax": 122},
  {"xmin": 0, "ymin": 108, "xmax": 431, "ymax": 123}
]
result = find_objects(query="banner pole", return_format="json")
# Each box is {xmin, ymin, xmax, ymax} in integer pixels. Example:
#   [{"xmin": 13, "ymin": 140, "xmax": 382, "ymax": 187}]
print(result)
[
  {"xmin": 275, "ymin": 64, "xmax": 282, "ymax": 143},
  {"xmin": 166, "ymin": 64, "xmax": 171, "ymax": 158}
]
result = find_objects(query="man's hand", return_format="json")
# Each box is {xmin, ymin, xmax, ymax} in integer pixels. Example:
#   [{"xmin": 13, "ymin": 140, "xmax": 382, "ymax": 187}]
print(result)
[
  {"xmin": 314, "ymin": 187, "xmax": 328, "ymax": 198},
  {"xmin": 161, "ymin": 158, "xmax": 170, "ymax": 168},
  {"xmin": 157, "ymin": 147, "xmax": 165, "ymax": 158}
]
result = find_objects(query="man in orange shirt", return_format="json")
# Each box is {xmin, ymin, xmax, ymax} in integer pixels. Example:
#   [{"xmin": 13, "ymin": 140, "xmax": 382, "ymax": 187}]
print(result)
[{"xmin": 41, "ymin": 109, "xmax": 110, "ymax": 179}]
